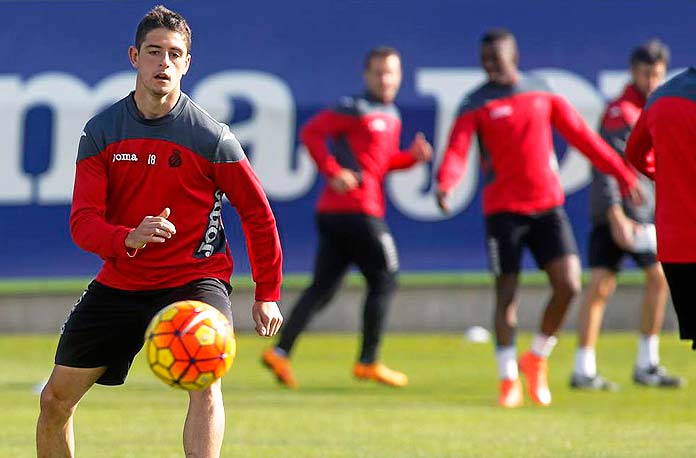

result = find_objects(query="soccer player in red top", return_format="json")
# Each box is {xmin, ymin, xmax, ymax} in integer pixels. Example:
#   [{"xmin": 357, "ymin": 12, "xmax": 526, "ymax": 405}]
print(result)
[
  {"xmin": 262, "ymin": 47, "xmax": 432, "ymax": 388},
  {"xmin": 571, "ymin": 40, "xmax": 682, "ymax": 391},
  {"xmin": 435, "ymin": 28, "xmax": 641, "ymax": 407},
  {"xmin": 36, "ymin": 7, "xmax": 283, "ymax": 457},
  {"xmin": 626, "ymin": 66, "xmax": 696, "ymax": 353}
]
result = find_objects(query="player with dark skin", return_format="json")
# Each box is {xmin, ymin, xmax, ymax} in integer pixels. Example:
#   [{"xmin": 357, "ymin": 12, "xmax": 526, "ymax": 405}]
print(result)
[
  {"xmin": 440, "ymin": 35, "xmax": 580, "ymax": 361},
  {"xmin": 437, "ymin": 30, "xmax": 641, "ymax": 407}
]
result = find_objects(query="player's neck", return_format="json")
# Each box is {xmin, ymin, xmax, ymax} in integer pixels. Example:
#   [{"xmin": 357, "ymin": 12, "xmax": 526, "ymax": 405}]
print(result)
[
  {"xmin": 133, "ymin": 86, "xmax": 181, "ymax": 120},
  {"xmin": 493, "ymin": 70, "xmax": 520, "ymax": 87}
]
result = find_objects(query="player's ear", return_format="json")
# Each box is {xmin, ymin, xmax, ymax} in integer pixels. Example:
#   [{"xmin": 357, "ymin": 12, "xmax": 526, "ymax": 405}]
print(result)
[
  {"xmin": 128, "ymin": 46, "xmax": 139, "ymax": 69},
  {"xmin": 182, "ymin": 53, "xmax": 191, "ymax": 76}
]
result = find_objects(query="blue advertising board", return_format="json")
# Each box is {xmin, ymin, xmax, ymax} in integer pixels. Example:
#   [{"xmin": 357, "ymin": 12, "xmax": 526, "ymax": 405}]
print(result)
[{"xmin": 0, "ymin": 0, "xmax": 691, "ymax": 277}]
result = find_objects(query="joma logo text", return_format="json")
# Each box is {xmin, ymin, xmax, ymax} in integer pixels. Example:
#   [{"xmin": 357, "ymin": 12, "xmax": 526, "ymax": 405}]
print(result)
[{"xmin": 113, "ymin": 153, "xmax": 139, "ymax": 162}]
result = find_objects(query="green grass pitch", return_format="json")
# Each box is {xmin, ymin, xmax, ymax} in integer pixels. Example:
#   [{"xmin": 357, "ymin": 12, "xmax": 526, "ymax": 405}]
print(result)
[
  {"xmin": 1, "ymin": 332, "xmax": 693, "ymax": 457},
  {"xmin": 0, "ymin": 270, "xmax": 647, "ymax": 295}
]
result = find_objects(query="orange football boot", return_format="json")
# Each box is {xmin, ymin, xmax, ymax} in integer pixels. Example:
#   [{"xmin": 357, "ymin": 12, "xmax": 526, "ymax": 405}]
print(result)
[
  {"xmin": 353, "ymin": 362, "xmax": 408, "ymax": 387},
  {"xmin": 518, "ymin": 351, "xmax": 551, "ymax": 406},
  {"xmin": 498, "ymin": 378, "xmax": 524, "ymax": 408},
  {"xmin": 261, "ymin": 348, "xmax": 298, "ymax": 389}
]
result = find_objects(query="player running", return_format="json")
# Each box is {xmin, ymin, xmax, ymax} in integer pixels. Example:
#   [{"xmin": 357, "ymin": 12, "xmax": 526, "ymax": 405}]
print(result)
[
  {"xmin": 435, "ymin": 28, "xmax": 641, "ymax": 407},
  {"xmin": 262, "ymin": 47, "xmax": 432, "ymax": 388},
  {"xmin": 571, "ymin": 40, "xmax": 683, "ymax": 391},
  {"xmin": 36, "ymin": 7, "xmax": 283, "ymax": 457}
]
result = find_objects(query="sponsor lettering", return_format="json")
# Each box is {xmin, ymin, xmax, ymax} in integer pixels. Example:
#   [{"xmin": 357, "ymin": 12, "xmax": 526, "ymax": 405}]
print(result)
[
  {"xmin": 113, "ymin": 153, "xmax": 138, "ymax": 162},
  {"xmin": 195, "ymin": 189, "xmax": 225, "ymax": 258}
]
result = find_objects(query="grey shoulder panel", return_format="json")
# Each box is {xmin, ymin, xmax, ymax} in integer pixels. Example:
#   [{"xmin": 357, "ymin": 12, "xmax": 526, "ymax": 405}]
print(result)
[
  {"xmin": 79, "ymin": 92, "xmax": 245, "ymax": 163},
  {"xmin": 515, "ymin": 74, "xmax": 553, "ymax": 94},
  {"xmin": 331, "ymin": 95, "xmax": 401, "ymax": 120},
  {"xmin": 457, "ymin": 83, "xmax": 491, "ymax": 115},
  {"xmin": 646, "ymin": 67, "xmax": 696, "ymax": 109},
  {"xmin": 214, "ymin": 125, "xmax": 247, "ymax": 163},
  {"xmin": 76, "ymin": 126, "xmax": 102, "ymax": 162},
  {"xmin": 457, "ymin": 75, "xmax": 552, "ymax": 117},
  {"xmin": 332, "ymin": 96, "xmax": 361, "ymax": 116},
  {"xmin": 181, "ymin": 97, "xmax": 245, "ymax": 163},
  {"xmin": 76, "ymin": 95, "xmax": 130, "ymax": 162}
]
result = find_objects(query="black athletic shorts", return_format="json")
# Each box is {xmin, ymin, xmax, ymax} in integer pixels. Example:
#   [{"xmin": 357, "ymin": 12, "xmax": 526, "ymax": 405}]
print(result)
[
  {"xmin": 55, "ymin": 277, "xmax": 233, "ymax": 386},
  {"xmin": 484, "ymin": 206, "xmax": 578, "ymax": 275},
  {"xmin": 588, "ymin": 224, "xmax": 657, "ymax": 272},
  {"xmin": 662, "ymin": 263, "xmax": 696, "ymax": 348}
]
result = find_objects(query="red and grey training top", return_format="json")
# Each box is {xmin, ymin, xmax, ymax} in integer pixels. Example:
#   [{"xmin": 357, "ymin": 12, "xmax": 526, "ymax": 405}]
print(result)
[
  {"xmin": 626, "ymin": 67, "xmax": 696, "ymax": 262},
  {"xmin": 436, "ymin": 75, "xmax": 637, "ymax": 216},
  {"xmin": 71, "ymin": 92, "xmax": 282, "ymax": 301},
  {"xmin": 300, "ymin": 93, "xmax": 418, "ymax": 218}
]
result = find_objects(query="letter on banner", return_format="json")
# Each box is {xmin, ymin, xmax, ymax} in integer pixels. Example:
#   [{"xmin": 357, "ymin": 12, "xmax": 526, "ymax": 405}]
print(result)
[
  {"xmin": 192, "ymin": 71, "xmax": 314, "ymax": 201},
  {"xmin": 387, "ymin": 69, "xmax": 486, "ymax": 221}
]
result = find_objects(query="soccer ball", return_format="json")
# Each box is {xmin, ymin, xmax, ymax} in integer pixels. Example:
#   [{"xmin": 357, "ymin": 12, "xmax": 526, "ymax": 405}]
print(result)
[{"xmin": 145, "ymin": 300, "xmax": 236, "ymax": 390}]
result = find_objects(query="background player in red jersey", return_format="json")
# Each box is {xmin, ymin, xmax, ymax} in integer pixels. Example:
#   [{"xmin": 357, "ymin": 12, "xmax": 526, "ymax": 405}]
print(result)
[
  {"xmin": 627, "ymin": 66, "xmax": 696, "ymax": 353},
  {"xmin": 262, "ymin": 47, "xmax": 432, "ymax": 388},
  {"xmin": 36, "ymin": 6, "xmax": 283, "ymax": 458},
  {"xmin": 436, "ymin": 28, "xmax": 641, "ymax": 408},
  {"xmin": 570, "ymin": 40, "xmax": 683, "ymax": 391}
]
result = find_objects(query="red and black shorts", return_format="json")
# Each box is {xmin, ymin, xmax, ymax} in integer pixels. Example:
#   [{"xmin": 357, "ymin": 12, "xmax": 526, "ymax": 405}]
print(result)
[
  {"xmin": 484, "ymin": 206, "xmax": 578, "ymax": 275},
  {"xmin": 55, "ymin": 278, "xmax": 233, "ymax": 386}
]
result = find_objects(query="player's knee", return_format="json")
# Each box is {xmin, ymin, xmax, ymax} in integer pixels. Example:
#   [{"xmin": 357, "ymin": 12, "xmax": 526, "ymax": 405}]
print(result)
[
  {"xmin": 596, "ymin": 280, "xmax": 617, "ymax": 300},
  {"xmin": 384, "ymin": 271, "xmax": 398, "ymax": 292},
  {"xmin": 367, "ymin": 272, "xmax": 397, "ymax": 296},
  {"xmin": 39, "ymin": 385, "xmax": 77, "ymax": 420},
  {"xmin": 646, "ymin": 268, "xmax": 669, "ymax": 294},
  {"xmin": 554, "ymin": 276, "xmax": 581, "ymax": 301}
]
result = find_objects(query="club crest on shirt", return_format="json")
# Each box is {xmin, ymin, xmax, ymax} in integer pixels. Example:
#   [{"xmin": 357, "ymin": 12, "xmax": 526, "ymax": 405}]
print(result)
[{"xmin": 169, "ymin": 150, "xmax": 182, "ymax": 167}]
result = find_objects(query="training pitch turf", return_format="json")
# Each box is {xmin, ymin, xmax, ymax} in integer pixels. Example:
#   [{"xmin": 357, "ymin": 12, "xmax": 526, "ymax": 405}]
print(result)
[
  {"xmin": 0, "ymin": 270, "xmax": 648, "ymax": 295},
  {"xmin": 1, "ymin": 332, "xmax": 693, "ymax": 457}
]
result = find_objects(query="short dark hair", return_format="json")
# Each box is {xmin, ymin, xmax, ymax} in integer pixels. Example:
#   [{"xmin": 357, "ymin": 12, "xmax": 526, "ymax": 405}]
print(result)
[
  {"xmin": 364, "ymin": 46, "xmax": 401, "ymax": 70},
  {"xmin": 135, "ymin": 5, "xmax": 192, "ymax": 54},
  {"xmin": 481, "ymin": 27, "xmax": 516, "ymax": 46},
  {"xmin": 630, "ymin": 39, "xmax": 670, "ymax": 67}
]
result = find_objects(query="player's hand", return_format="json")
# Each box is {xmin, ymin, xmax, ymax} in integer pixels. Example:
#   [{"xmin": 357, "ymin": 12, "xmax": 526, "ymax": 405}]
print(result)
[
  {"xmin": 124, "ymin": 207, "xmax": 176, "ymax": 250},
  {"xmin": 607, "ymin": 206, "xmax": 636, "ymax": 250},
  {"xmin": 436, "ymin": 188, "xmax": 451, "ymax": 214},
  {"xmin": 252, "ymin": 301, "xmax": 283, "ymax": 337},
  {"xmin": 625, "ymin": 183, "xmax": 644, "ymax": 207},
  {"xmin": 409, "ymin": 132, "xmax": 433, "ymax": 162},
  {"xmin": 329, "ymin": 169, "xmax": 360, "ymax": 194}
]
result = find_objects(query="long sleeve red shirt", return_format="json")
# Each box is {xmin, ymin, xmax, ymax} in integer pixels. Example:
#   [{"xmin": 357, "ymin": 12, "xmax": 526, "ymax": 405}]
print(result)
[
  {"xmin": 300, "ymin": 93, "xmax": 418, "ymax": 218},
  {"xmin": 626, "ymin": 67, "xmax": 696, "ymax": 262},
  {"xmin": 436, "ymin": 75, "xmax": 637, "ymax": 216},
  {"xmin": 70, "ymin": 92, "xmax": 282, "ymax": 300}
]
